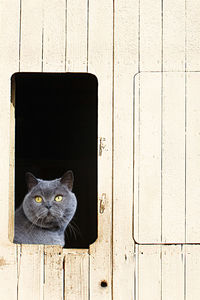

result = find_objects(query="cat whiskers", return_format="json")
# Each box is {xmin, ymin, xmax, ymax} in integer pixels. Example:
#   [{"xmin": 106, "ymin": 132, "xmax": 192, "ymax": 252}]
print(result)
[
  {"xmin": 26, "ymin": 212, "xmax": 45, "ymax": 234},
  {"xmin": 66, "ymin": 219, "xmax": 83, "ymax": 241}
]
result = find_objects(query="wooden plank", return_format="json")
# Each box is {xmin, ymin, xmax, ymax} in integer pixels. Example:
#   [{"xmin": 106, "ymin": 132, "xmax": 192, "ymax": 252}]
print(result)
[
  {"xmin": 186, "ymin": 73, "xmax": 200, "ymax": 242},
  {"xmin": 0, "ymin": 0, "xmax": 20, "ymax": 299},
  {"xmin": 162, "ymin": 72, "xmax": 185, "ymax": 243},
  {"xmin": 163, "ymin": 0, "xmax": 185, "ymax": 71},
  {"xmin": 43, "ymin": 0, "xmax": 66, "ymax": 72},
  {"xmin": 66, "ymin": 0, "xmax": 88, "ymax": 72},
  {"xmin": 134, "ymin": 72, "xmax": 187, "ymax": 244},
  {"xmin": 185, "ymin": 245, "xmax": 200, "ymax": 300},
  {"xmin": 64, "ymin": 250, "xmax": 89, "ymax": 300},
  {"xmin": 133, "ymin": 73, "xmax": 140, "ymax": 243},
  {"xmin": 42, "ymin": 3, "xmax": 66, "ymax": 299},
  {"xmin": 17, "ymin": 245, "xmax": 43, "ymax": 300},
  {"xmin": 20, "ymin": 0, "xmax": 43, "ymax": 71},
  {"xmin": 43, "ymin": 246, "xmax": 63, "ymax": 300},
  {"xmin": 0, "ymin": 0, "xmax": 20, "ymax": 243},
  {"xmin": 140, "ymin": 0, "xmax": 162, "ymax": 71},
  {"xmin": 162, "ymin": 245, "xmax": 184, "ymax": 300},
  {"xmin": 113, "ymin": 0, "xmax": 138, "ymax": 298},
  {"xmin": 18, "ymin": 2, "xmax": 45, "ymax": 300},
  {"xmin": 88, "ymin": 0, "xmax": 113, "ymax": 299},
  {"xmin": 186, "ymin": 1, "xmax": 200, "ymax": 71},
  {"xmin": 64, "ymin": 1, "xmax": 89, "ymax": 299},
  {"xmin": 54, "ymin": 1, "xmax": 91, "ymax": 298},
  {"xmin": 134, "ymin": 72, "xmax": 162, "ymax": 243},
  {"xmin": 0, "ymin": 243, "xmax": 18, "ymax": 300},
  {"xmin": 137, "ymin": 245, "xmax": 161, "ymax": 300},
  {"xmin": 134, "ymin": 244, "xmax": 139, "ymax": 300}
]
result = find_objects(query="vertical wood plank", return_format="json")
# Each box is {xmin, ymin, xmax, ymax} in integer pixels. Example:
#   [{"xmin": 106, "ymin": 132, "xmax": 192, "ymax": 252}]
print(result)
[
  {"xmin": 137, "ymin": 245, "xmax": 161, "ymax": 300},
  {"xmin": 186, "ymin": 1, "xmax": 200, "ymax": 71},
  {"xmin": 66, "ymin": 0, "xmax": 88, "ymax": 72},
  {"xmin": 162, "ymin": 72, "xmax": 185, "ymax": 243},
  {"xmin": 0, "ymin": 0, "xmax": 20, "ymax": 299},
  {"xmin": 113, "ymin": 0, "xmax": 138, "ymax": 298},
  {"xmin": 64, "ymin": 250, "xmax": 89, "ymax": 300},
  {"xmin": 140, "ymin": 0, "xmax": 162, "ymax": 71},
  {"xmin": 163, "ymin": 0, "xmax": 185, "ymax": 71},
  {"xmin": 42, "ymin": 3, "xmax": 66, "ymax": 298},
  {"xmin": 64, "ymin": 1, "xmax": 89, "ymax": 299},
  {"xmin": 133, "ymin": 73, "xmax": 140, "ymax": 243},
  {"xmin": 0, "ymin": 244, "xmax": 18, "ymax": 300},
  {"xmin": 43, "ymin": 0, "xmax": 66, "ymax": 72},
  {"xmin": 186, "ymin": 73, "xmax": 200, "ymax": 242},
  {"xmin": 17, "ymin": 245, "xmax": 43, "ymax": 300},
  {"xmin": 20, "ymin": 0, "xmax": 43, "ymax": 71},
  {"xmin": 134, "ymin": 72, "xmax": 161, "ymax": 244},
  {"xmin": 162, "ymin": 245, "xmax": 184, "ymax": 300},
  {"xmin": 88, "ymin": 0, "xmax": 113, "ymax": 299},
  {"xmin": 18, "ymin": 2, "xmax": 45, "ymax": 299},
  {"xmin": 185, "ymin": 245, "xmax": 200, "ymax": 300},
  {"xmin": 43, "ymin": 246, "xmax": 63, "ymax": 300},
  {"xmin": 0, "ymin": 0, "xmax": 20, "ymax": 242}
]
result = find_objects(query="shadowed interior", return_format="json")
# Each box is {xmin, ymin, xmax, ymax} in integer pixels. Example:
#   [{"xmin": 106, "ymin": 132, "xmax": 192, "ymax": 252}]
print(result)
[{"xmin": 13, "ymin": 72, "xmax": 98, "ymax": 248}]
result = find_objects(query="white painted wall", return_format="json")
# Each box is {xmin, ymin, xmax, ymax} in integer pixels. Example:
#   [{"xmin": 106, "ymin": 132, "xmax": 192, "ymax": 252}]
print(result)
[{"xmin": 0, "ymin": 0, "xmax": 200, "ymax": 299}]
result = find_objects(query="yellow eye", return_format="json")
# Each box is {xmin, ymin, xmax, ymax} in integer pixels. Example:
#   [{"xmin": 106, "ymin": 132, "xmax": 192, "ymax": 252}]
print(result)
[
  {"xmin": 35, "ymin": 196, "xmax": 42, "ymax": 203},
  {"xmin": 55, "ymin": 195, "xmax": 63, "ymax": 202}
]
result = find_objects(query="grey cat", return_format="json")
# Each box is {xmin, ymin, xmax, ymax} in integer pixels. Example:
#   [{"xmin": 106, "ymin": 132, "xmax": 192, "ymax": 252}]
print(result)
[{"xmin": 14, "ymin": 171, "xmax": 77, "ymax": 247}]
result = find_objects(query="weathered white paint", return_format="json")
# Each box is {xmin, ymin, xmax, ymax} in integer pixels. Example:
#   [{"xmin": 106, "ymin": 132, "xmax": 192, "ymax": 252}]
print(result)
[
  {"xmin": 43, "ymin": 0, "xmax": 66, "ymax": 72},
  {"xmin": 163, "ymin": 0, "xmax": 185, "ymax": 71},
  {"xmin": 17, "ymin": 245, "xmax": 43, "ymax": 300},
  {"xmin": 137, "ymin": 245, "xmax": 161, "ymax": 300},
  {"xmin": 162, "ymin": 245, "xmax": 184, "ymax": 300},
  {"xmin": 134, "ymin": 72, "xmax": 162, "ymax": 244},
  {"xmin": 66, "ymin": 0, "xmax": 88, "ymax": 72},
  {"xmin": 88, "ymin": 0, "xmax": 113, "ymax": 299},
  {"xmin": 64, "ymin": 249, "xmax": 89, "ymax": 300},
  {"xmin": 134, "ymin": 72, "xmax": 200, "ymax": 245},
  {"xmin": 20, "ymin": 0, "xmax": 43, "ymax": 71},
  {"xmin": 162, "ymin": 72, "xmax": 185, "ymax": 243},
  {"xmin": 140, "ymin": 0, "xmax": 162, "ymax": 71},
  {"xmin": 185, "ymin": 245, "xmax": 200, "ymax": 300},
  {"xmin": 17, "ymin": 1, "xmax": 46, "ymax": 299},
  {"xmin": 186, "ymin": 1, "xmax": 200, "ymax": 70},
  {"xmin": 0, "ymin": 1, "xmax": 19, "ymax": 300},
  {"xmin": 113, "ymin": 0, "xmax": 138, "ymax": 298},
  {"xmin": 186, "ymin": 73, "xmax": 200, "ymax": 243},
  {"xmin": 1, "ymin": 0, "xmax": 200, "ymax": 299},
  {"xmin": 64, "ymin": 2, "xmax": 90, "ymax": 298},
  {"xmin": 43, "ymin": 246, "xmax": 63, "ymax": 300}
]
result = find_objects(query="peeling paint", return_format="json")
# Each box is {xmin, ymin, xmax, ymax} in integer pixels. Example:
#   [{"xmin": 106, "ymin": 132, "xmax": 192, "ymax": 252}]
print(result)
[{"xmin": 0, "ymin": 257, "xmax": 7, "ymax": 267}]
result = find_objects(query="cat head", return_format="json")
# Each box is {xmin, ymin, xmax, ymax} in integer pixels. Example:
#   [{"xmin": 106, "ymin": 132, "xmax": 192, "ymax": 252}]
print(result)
[{"xmin": 22, "ymin": 171, "xmax": 77, "ymax": 230}]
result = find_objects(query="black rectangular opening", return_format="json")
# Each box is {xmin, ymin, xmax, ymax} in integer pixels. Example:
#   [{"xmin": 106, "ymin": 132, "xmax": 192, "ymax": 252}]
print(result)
[{"xmin": 13, "ymin": 72, "xmax": 98, "ymax": 248}]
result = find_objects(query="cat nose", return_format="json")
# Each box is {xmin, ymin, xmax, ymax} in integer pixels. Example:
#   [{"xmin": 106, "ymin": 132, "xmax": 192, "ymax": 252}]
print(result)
[{"xmin": 45, "ymin": 203, "xmax": 52, "ymax": 209}]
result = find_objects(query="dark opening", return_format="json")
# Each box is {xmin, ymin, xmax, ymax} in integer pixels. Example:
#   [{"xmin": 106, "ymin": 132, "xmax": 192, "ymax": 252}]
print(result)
[
  {"xmin": 13, "ymin": 72, "xmax": 98, "ymax": 248},
  {"xmin": 100, "ymin": 280, "xmax": 108, "ymax": 288}
]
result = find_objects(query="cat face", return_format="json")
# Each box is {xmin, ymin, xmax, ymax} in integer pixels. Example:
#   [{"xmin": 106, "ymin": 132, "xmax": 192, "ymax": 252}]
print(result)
[{"xmin": 23, "ymin": 171, "xmax": 77, "ymax": 230}]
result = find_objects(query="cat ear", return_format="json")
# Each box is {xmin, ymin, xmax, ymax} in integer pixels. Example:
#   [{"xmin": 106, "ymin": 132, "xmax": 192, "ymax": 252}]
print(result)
[
  {"xmin": 60, "ymin": 171, "xmax": 74, "ymax": 191},
  {"xmin": 25, "ymin": 172, "xmax": 38, "ymax": 191}
]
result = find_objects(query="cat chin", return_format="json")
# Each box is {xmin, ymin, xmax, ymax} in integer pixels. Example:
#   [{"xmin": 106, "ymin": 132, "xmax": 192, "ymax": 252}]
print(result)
[
  {"xmin": 36, "ymin": 218, "xmax": 60, "ymax": 230},
  {"xmin": 36, "ymin": 213, "xmax": 65, "ymax": 230}
]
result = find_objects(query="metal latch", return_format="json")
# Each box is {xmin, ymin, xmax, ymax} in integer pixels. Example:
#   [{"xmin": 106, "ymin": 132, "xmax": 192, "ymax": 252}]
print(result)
[
  {"xmin": 99, "ymin": 137, "xmax": 106, "ymax": 156},
  {"xmin": 99, "ymin": 193, "xmax": 106, "ymax": 214}
]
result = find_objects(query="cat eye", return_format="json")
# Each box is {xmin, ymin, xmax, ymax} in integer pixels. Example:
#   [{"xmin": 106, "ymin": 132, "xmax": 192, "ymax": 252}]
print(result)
[
  {"xmin": 35, "ymin": 196, "xmax": 43, "ymax": 203},
  {"xmin": 55, "ymin": 195, "xmax": 63, "ymax": 202}
]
